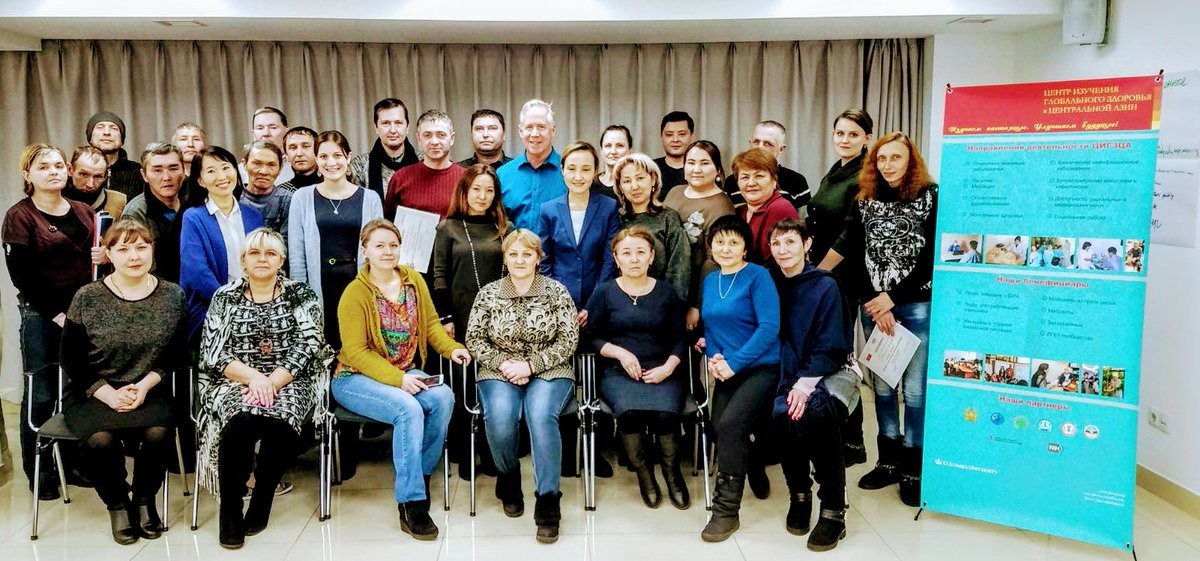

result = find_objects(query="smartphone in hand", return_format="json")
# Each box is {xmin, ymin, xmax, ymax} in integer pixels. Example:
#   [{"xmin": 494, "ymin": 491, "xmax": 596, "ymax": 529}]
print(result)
[{"xmin": 418, "ymin": 374, "xmax": 444, "ymax": 387}]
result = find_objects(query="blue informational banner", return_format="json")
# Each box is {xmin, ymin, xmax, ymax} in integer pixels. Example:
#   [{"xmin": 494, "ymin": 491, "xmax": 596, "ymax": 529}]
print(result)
[{"xmin": 923, "ymin": 75, "xmax": 1162, "ymax": 550}]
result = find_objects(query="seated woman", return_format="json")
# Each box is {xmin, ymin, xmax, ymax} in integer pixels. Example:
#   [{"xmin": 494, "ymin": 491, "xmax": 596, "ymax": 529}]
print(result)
[
  {"xmin": 333, "ymin": 219, "xmax": 469, "ymax": 541},
  {"xmin": 583, "ymin": 227, "xmax": 689, "ymax": 509},
  {"xmin": 466, "ymin": 229, "xmax": 578, "ymax": 544},
  {"xmin": 768, "ymin": 219, "xmax": 856, "ymax": 552},
  {"xmin": 60, "ymin": 218, "xmax": 187, "ymax": 545},
  {"xmin": 180, "ymin": 146, "xmax": 265, "ymax": 344},
  {"xmin": 197, "ymin": 228, "xmax": 328, "ymax": 550},
  {"xmin": 698, "ymin": 215, "xmax": 780, "ymax": 543}
]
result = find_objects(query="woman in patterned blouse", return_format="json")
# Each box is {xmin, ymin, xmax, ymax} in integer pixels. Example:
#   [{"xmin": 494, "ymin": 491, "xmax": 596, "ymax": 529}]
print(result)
[
  {"xmin": 198, "ymin": 228, "xmax": 329, "ymax": 550},
  {"xmin": 332, "ymin": 218, "xmax": 470, "ymax": 541},
  {"xmin": 466, "ymin": 229, "xmax": 578, "ymax": 544}
]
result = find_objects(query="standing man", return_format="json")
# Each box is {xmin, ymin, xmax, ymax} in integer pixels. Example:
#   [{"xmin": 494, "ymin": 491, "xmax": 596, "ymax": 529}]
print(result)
[
  {"xmin": 123, "ymin": 141, "xmax": 186, "ymax": 279},
  {"xmin": 459, "ymin": 109, "xmax": 512, "ymax": 170},
  {"xmin": 385, "ymin": 110, "xmax": 465, "ymax": 220},
  {"xmin": 279, "ymin": 126, "xmax": 322, "ymax": 191},
  {"xmin": 241, "ymin": 140, "xmax": 294, "ymax": 236},
  {"xmin": 64, "ymin": 146, "xmax": 126, "ymax": 219},
  {"xmin": 349, "ymin": 97, "xmax": 420, "ymax": 201},
  {"xmin": 654, "ymin": 111, "xmax": 694, "ymax": 197},
  {"xmin": 241, "ymin": 106, "xmax": 294, "ymax": 186},
  {"xmin": 724, "ymin": 120, "xmax": 811, "ymax": 209},
  {"xmin": 173, "ymin": 121, "xmax": 208, "ymax": 177},
  {"xmin": 496, "ymin": 99, "xmax": 565, "ymax": 232},
  {"xmin": 86, "ymin": 111, "xmax": 144, "ymax": 199}
]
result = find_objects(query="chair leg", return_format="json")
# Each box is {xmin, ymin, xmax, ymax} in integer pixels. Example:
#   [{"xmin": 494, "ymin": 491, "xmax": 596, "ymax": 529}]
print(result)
[
  {"xmin": 162, "ymin": 469, "xmax": 171, "ymax": 532},
  {"xmin": 190, "ymin": 450, "xmax": 201, "ymax": 531},
  {"xmin": 319, "ymin": 418, "xmax": 331, "ymax": 521},
  {"xmin": 51, "ymin": 442, "xmax": 70, "ymax": 504},
  {"xmin": 31, "ymin": 440, "xmax": 43, "ymax": 540},
  {"xmin": 700, "ymin": 420, "xmax": 713, "ymax": 511},
  {"xmin": 691, "ymin": 425, "xmax": 701, "ymax": 477},
  {"xmin": 469, "ymin": 417, "xmax": 477, "ymax": 517},
  {"xmin": 175, "ymin": 430, "xmax": 191, "ymax": 497},
  {"xmin": 442, "ymin": 445, "xmax": 450, "ymax": 512},
  {"xmin": 331, "ymin": 427, "xmax": 342, "ymax": 485}
]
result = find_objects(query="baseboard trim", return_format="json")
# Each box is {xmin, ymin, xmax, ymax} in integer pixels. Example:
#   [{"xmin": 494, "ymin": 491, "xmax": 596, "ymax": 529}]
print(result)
[{"xmin": 1138, "ymin": 465, "xmax": 1200, "ymax": 519}]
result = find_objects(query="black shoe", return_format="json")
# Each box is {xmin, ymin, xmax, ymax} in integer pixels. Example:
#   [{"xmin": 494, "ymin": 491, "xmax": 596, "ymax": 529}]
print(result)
[
  {"xmin": 594, "ymin": 455, "xmax": 614, "ymax": 478},
  {"xmin": 658, "ymin": 433, "xmax": 690, "ymax": 510},
  {"xmin": 496, "ymin": 470, "xmax": 524, "ymax": 517},
  {"xmin": 108, "ymin": 506, "xmax": 140, "ymax": 545},
  {"xmin": 136, "ymin": 500, "xmax": 163, "ymax": 539},
  {"xmin": 898, "ymin": 445, "xmax": 923, "ymax": 507},
  {"xmin": 32, "ymin": 471, "xmax": 62, "ymax": 501},
  {"xmin": 66, "ymin": 468, "xmax": 94, "ymax": 489},
  {"xmin": 842, "ymin": 443, "xmax": 868, "ymax": 467},
  {"xmin": 244, "ymin": 492, "xmax": 274, "ymax": 536},
  {"xmin": 533, "ymin": 492, "xmax": 561, "ymax": 544},
  {"xmin": 807, "ymin": 509, "xmax": 847, "ymax": 551},
  {"xmin": 858, "ymin": 435, "xmax": 902, "ymax": 490},
  {"xmin": 620, "ymin": 433, "xmax": 662, "ymax": 508},
  {"xmin": 786, "ymin": 492, "xmax": 812, "ymax": 536},
  {"xmin": 747, "ymin": 465, "xmax": 770, "ymax": 500},
  {"xmin": 700, "ymin": 473, "xmax": 745, "ymax": 542},
  {"xmin": 397, "ymin": 501, "xmax": 439, "ymax": 540},
  {"xmin": 219, "ymin": 499, "xmax": 246, "ymax": 550}
]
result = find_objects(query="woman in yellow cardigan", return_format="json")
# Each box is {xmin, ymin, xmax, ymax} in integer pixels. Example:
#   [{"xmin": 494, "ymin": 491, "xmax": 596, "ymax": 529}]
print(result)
[{"xmin": 332, "ymin": 218, "xmax": 471, "ymax": 541}]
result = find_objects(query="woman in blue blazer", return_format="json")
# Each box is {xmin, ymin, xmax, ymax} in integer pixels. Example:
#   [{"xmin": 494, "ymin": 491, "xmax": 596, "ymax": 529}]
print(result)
[
  {"xmin": 538, "ymin": 141, "xmax": 621, "ymax": 325},
  {"xmin": 180, "ymin": 146, "xmax": 265, "ymax": 343}
]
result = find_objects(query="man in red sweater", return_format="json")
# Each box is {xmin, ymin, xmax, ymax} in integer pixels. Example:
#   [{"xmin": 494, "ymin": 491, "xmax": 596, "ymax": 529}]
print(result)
[{"xmin": 385, "ymin": 110, "xmax": 465, "ymax": 221}]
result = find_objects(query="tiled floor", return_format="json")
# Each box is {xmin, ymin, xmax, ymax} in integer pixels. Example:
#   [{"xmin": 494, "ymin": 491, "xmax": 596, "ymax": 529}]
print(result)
[{"xmin": 2, "ymin": 396, "xmax": 1198, "ymax": 561}]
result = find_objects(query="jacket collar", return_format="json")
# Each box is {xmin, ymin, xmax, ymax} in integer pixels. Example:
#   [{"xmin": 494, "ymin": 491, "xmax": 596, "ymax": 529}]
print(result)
[{"xmin": 496, "ymin": 274, "xmax": 553, "ymax": 299}]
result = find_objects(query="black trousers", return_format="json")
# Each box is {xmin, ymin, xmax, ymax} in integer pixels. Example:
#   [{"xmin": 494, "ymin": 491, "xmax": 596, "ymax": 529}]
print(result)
[
  {"xmin": 777, "ymin": 387, "xmax": 849, "ymax": 510},
  {"xmin": 80, "ymin": 426, "xmax": 172, "ymax": 509},
  {"xmin": 217, "ymin": 414, "xmax": 301, "ymax": 504},
  {"xmin": 711, "ymin": 365, "xmax": 777, "ymax": 477}
]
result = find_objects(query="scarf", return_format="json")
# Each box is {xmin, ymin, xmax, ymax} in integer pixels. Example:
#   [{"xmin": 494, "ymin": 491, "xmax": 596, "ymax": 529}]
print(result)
[{"xmin": 367, "ymin": 137, "xmax": 418, "ymax": 199}]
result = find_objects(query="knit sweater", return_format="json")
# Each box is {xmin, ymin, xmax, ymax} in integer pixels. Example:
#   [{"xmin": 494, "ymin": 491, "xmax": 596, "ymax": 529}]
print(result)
[
  {"xmin": 106, "ymin": 149, "xmax": 145, "ymax": 199},
  {"xmin": 701, "ymin": 263, "xmax": 780, "ymax": 374},
  {"xmin": 336, "ymin": 265, "xmax": 463, "ymax": 387},
  {"xmin": 737, "ymin": 190, "xmax": 798, "ymax": 267},
  {"xmin": 432, "ymin": 216, "xmax": 508, "ymax": 337},
  {"xmin": 384, "ymin": 162, "xmax": 465, "ymax": 221},
  {"xmin": 833, "ymin": 184, "xmax": 939, "ymax": 304},
  {"xmin": 466, "ymin": 275, "xmax": 578, "ymax": 383}
]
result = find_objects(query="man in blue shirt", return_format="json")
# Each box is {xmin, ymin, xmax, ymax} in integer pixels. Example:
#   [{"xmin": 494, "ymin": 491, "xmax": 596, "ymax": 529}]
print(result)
[{"xmin": 497, "ymin": 99, "xmax": 565, "ymax": 233}]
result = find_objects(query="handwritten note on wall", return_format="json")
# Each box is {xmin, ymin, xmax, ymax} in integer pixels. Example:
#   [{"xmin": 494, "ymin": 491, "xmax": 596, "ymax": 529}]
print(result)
[{"xmin": 1154, "ymin": 71, "xmax": 1200, "ymax": 247}]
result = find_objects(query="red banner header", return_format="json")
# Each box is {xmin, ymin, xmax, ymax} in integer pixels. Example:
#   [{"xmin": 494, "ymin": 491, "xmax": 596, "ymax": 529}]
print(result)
[{"xmin": 943, "ymin": 76, "xmax": 1162, "ymax": 135}]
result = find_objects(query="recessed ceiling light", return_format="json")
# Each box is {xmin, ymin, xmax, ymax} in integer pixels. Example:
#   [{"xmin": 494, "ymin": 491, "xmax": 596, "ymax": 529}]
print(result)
[{"xmin": 153, "ymin": 20, "xmax": 207, "ymax": 28}]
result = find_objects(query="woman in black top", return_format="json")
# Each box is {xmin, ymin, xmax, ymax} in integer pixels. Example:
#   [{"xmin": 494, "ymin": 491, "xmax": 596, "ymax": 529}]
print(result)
[
  {"xmin": 60, "ymin": 219, "xmax": 188, "ymax": 545},
  {"xmin": 2, "ymin": 143, "xmax": 97, "ymax": 500},
  {"xmin": 806, "ymin": 109, "xmax": 874, "ymax": 467},
  {"xmin": 432, "ymin": 163, "xmax": 509, "ymax": 478},
  {"xmin": 584, "ymin": 226, "xmax": 689, "ymax": 510}
]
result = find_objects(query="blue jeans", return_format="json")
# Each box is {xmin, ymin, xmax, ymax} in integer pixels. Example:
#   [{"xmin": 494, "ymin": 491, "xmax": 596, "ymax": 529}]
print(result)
[
  {"xmin": 861, "ymin": 301, "xmax": 930, "ymax": 448},
  {"xmin": 18, "ymin": 300, "xmax": 61, "ymax": 481},
  {"xmin": 331, "ymin": 370, "xmax": 454, "ymax": 503},
  {"xmin": 478, "ymin": 377, "xmax": 574, "ymax": 496}
]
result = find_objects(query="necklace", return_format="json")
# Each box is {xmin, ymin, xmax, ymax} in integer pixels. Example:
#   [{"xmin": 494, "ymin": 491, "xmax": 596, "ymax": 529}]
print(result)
[
  {"xmin": 717, "ymin": 268, "xmax": 741, "ymax": 299},
  {"xmin": 329, "ymin": 197, "xmax": 345, "ymax": 215},
  {"xmin": 462, "ymin": 220, "xmax": 483, "ymax": 289},
  {"xmin": 248, "ymin": 279, "xmax": 282, "ymax": 303},
  {"xmin": 618, "ymin": 278, "xmax": 652, "ymax": 306},
  {"xmin": 249, "ymin": 280, "xmax": 282, "ymax": 357},
  {"xmin": 109, "ymin": 274, "xmax": 152, "ymax": 300}
]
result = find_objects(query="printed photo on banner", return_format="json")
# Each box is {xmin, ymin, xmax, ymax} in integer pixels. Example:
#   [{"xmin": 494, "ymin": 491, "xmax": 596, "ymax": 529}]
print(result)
[
  {"xmin": 1080, "ymin": 364, "xmax": 1101, "ymax": 395},
  {"xmin": 1102, "ymin": 367, "xmax": 1126, "ymax": 398},
  {"xmin": 983, "ymin": 234, "xmax": 1028, "ymax": 265},
  {"xmin": 1027, "ymin": 237, "xmax": 1075, "ymax": 269},
  {"xmin": 1123, "ymin": 239, "xmax": 1145, "ymax": 272},
  {"xmin": 940, "ymin": 234, "xmax": 983, "ymax": 263},
  {"xmin": 984, "ymin": 354, "xmax": 1029, "ymax": 385},
  {"xmin": 943, "ymin": 350, "xmax": 982, "ymax": 379},
  {"xmin": 1031, "ymin": 358, "xmax": 1078, "ymax": 392},
  {"xmin": 1076, "ymin": 237, "xmax": 1123, "ymax": 271}
]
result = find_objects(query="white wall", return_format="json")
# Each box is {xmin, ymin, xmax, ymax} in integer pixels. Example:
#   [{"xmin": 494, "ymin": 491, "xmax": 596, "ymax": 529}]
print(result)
[{"xmin": 928, "ymin": 0, "xmax": 1200, "ymax": 496}]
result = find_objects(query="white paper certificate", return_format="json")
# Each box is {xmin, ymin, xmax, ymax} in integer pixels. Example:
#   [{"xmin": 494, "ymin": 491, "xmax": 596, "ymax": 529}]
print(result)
[
  {"xmin": 858, "ymin": 322, "xmax": 922, "ymax": 389},
  {"xmin": 392, "ymin": 206, "xmax": 441, "ymax": 273}
]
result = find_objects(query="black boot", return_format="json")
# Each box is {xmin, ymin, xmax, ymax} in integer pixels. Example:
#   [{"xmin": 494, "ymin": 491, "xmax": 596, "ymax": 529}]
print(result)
[
  {"xmin": 899, "ymin": 445, "xmax": 923, "ymax": 507},
  {"xmin": 397, "ymin": 501, "xmax": 439, "ymax": 540},
  {"xmin": 136, "ymin": 498, "xmax": 163, "ymax": 539},
  {"xmin": 219, "ymin": 496, "xmax": 246, "ymax": 549},
  {"xmin": 495, "ymin": 469, "xmax": 524, "ymax": 517},
  {"xmin": 858, "ymin": 435, "xmax": 902, "ymax": 490},
  {"xmin": 700, "ymin": 472, "xmax": 745, "ymax": 542},
  {"xmin": 657, "ymin": 433, "xmax": 690, "ymax": 510},
  {"xmin": 32, "ymin": 468, "xmax": 62, "ymax": 501},
  {"xmin": 807, "ymin": 508, "xmax": 847, "ymax": 551},
  {"xmin": 533, "ymin": 491, "xmax": 562, "ymax": 544},
  {"xmin": 243, "ymin": 486, "xmax": 275, "ymax": 536},
  {"xmin": 108, "ymin": 505, "xmax": 140, "ymax": 545},
  {"xmin": 786, "ymin": 492, "xmax": 812, "ymax": 535},
  {"xmin": 620, "ymin": 432, "xmax": 662, "ymax": 508},
  {"xmin": 842, "ymin": 443, "xmax": 867, "ymax": 467}
]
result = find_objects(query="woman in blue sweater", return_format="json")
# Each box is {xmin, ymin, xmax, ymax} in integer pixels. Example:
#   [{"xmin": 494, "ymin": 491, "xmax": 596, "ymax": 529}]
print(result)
[
  {"xmin": 769, "ymin": 219, "xmax": 856, "ymax": 552},
  {"xmin": 180, "ymin": 146, "xmax": 265, "ymax": 343},
  {"xmin": 698, "ymin": 214, "xmax": 780, "ymax": 543}
]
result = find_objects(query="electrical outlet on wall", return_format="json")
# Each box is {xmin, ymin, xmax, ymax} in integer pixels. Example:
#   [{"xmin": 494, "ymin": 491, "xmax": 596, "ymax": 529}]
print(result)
[{"xmin": 1148, "ymin": 408, "xmax": 1170, "ymax": 434}]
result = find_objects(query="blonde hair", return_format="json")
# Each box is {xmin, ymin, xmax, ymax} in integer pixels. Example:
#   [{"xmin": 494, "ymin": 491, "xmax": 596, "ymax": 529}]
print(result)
[
  {"xmin": 502, "ymin": 228, "xmax": 544, "ymax": 260},
  {"xmin": 612, "ymin": 153, "xmax": 666, "ymax": 215},
  {"xmin": 241, "ymin": 227, "xmax": 287, "ymax": 261},
  {"xmin": 359, "ymin": 218, "xmax": 402, "ymax": 247}
]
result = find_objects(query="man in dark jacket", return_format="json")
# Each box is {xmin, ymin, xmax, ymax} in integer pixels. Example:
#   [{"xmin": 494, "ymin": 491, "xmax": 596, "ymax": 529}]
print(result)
[
  {"xmin": 86, "ymin": 111, "xmax": 144, "ymax": 199},
  {"xmin": 725, "ymin": 120, "xmax": 811, "ymax": 209}
]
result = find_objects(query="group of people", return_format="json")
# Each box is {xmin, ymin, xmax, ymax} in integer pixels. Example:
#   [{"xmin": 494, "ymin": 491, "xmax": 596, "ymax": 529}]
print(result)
[{"xmin": 6, "ymin": 97, "xmax": 939, "ymax": 553}]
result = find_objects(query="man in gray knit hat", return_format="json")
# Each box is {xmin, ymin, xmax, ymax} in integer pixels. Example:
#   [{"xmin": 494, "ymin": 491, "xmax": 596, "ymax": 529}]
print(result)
[{"xmin": 86, "ymin": 111, "xmax": 144, "ymax": 199}]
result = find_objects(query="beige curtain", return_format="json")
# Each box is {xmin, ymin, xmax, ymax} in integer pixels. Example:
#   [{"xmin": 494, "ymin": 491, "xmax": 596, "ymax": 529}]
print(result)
[{"xmin": 0, "ymin": 38, "xmax": 923, "ymax": 398}]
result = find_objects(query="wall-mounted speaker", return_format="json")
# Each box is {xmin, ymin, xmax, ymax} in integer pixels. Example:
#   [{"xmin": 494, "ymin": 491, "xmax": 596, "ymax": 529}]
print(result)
[{"xmin": 1063, "ymin": 0, "xmax": 1109, "ymax": 45}]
